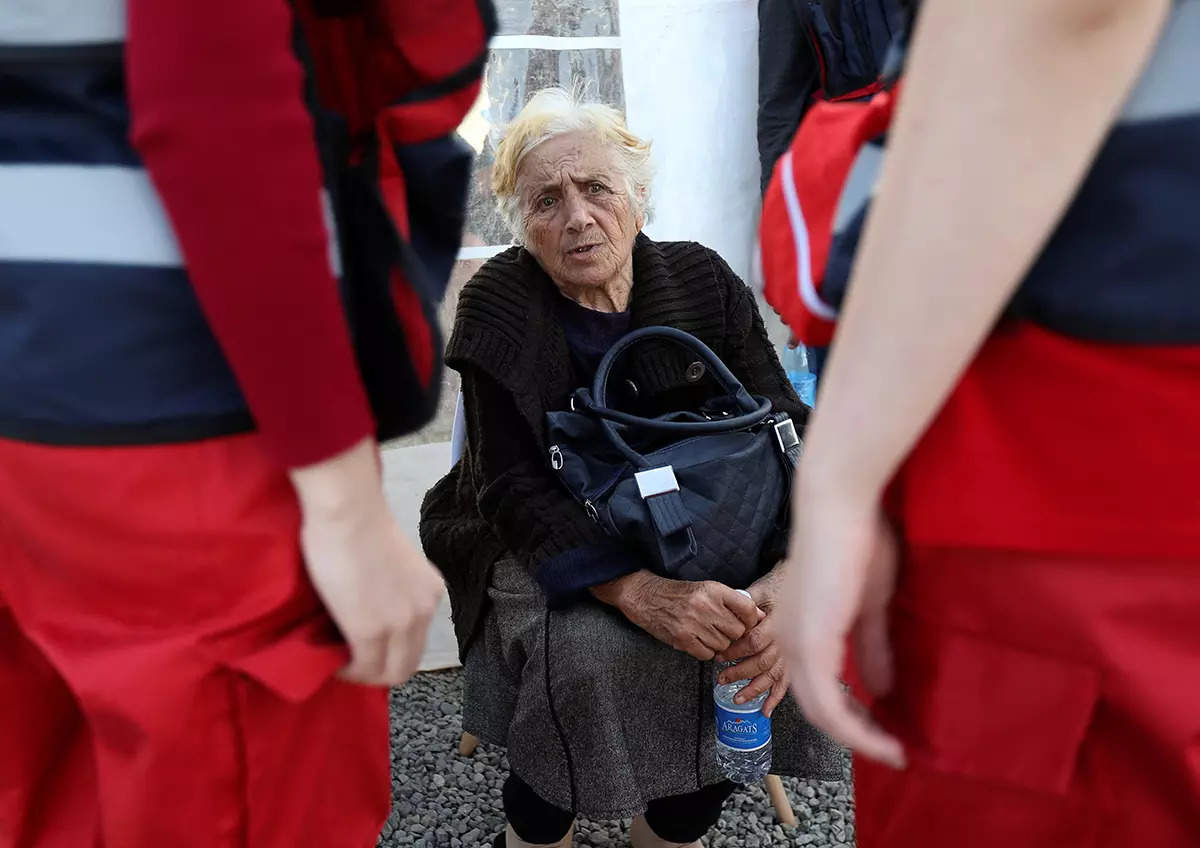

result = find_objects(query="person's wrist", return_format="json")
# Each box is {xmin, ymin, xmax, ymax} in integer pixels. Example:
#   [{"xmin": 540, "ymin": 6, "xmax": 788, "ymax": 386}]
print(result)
[
  {"xmin": 749, "ymin": 568, "xmax": 782, "ymax": 608},
  {"xmin": 796, "ymin": 451, "xmax": 885, "ymax": 516},
  {"xmin": 289, "ymin": 436, "xmax": 384, "ymax": 523},
  {"xmin": 591, "ymin": 569, "xmax": 655, "ymax": 610}
]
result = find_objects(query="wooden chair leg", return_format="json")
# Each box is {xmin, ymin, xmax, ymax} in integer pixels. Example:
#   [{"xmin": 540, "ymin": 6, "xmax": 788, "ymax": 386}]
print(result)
[
  {"xmin": 765, "ymin": 774, "xmax": 798, "ymax": 827},
  {"xmin": 458, "ymin": 731, "xmax": 479, "ymax": 757}
]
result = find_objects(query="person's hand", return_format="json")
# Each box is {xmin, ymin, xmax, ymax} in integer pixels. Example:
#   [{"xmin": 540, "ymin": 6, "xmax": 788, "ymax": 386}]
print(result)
[
  {"xmin": 290, "ymin": 438, "xmax": 446, "ymax": 687},
  {"xmin": 715, "ymin": 569, "xmax": 788, "ymax": 718},
  {"xmin": 776, "ymin": 473, "xmax": 906, "ymax": 768},
  {"xmin": 593, "ymin": 571, "xmax": 764, "ymax": 661}
]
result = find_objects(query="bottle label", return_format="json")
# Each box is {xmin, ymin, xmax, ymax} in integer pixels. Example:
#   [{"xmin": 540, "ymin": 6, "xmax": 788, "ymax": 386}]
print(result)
[{"xmin": 715, "ymin": 702, "xmax": 771, "ymax": 751}]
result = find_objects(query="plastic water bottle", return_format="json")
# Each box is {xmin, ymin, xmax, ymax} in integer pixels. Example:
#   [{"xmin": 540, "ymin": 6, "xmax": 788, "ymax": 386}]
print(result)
[
  {"xmin": 713, "ymin": 590, "xmax": 772, "ymax": 783},
  {"xmin": 714, "ymin": 662, "xmax": 773, "ymax": 783},
  {"xmin": 782, "ymin": 343, "xmax": 816, "ymax": 407}
]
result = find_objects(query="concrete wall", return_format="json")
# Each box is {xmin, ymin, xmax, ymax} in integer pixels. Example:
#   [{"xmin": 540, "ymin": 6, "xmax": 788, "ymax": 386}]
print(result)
[{"xmin": 382, "ymin": 440, "xmax": 462, "ymax": 671}]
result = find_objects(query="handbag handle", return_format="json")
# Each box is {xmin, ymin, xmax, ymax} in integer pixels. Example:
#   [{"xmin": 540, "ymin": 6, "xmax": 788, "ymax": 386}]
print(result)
[
  {"xmin": 593, "ymin": 326, "xmax": 761, "ymax": 414},
  {"xmin": 581, "ymin": 326, "xmax": 773, "ymax": 468}
]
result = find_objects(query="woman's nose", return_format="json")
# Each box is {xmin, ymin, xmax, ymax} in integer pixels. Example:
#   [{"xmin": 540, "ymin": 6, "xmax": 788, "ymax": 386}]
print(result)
[{"xmin": 563, "ymin": 192, "xmax": 595, "ymax": 232}]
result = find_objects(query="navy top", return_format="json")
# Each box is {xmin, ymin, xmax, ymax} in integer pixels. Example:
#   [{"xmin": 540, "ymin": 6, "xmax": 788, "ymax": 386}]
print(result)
[{"xmin": 556, "ymin": 294, "xmax": 633, "ymax": 381}]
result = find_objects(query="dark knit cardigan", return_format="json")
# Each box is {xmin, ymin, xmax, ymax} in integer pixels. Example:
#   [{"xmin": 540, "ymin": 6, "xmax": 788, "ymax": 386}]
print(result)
[{"xmin": 419, "ymin": 235, "xmax": 808, "ymax": 657}]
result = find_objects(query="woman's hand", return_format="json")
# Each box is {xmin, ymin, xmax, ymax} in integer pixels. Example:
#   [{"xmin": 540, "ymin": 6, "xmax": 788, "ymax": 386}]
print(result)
[
  {"xmin": 776, "ymin": 473, "xmax": 904, "ymax": 767},
  {"xmin": 714, "ymin": 568, "xmax": 788, "ymax": 718},
  {"xmin": 291, "ymin": 438, "xmax": 446, "ymax": 687},
  {"xmin": 591, "ymin": 571, "xmax": 763, "ymax": 661}
]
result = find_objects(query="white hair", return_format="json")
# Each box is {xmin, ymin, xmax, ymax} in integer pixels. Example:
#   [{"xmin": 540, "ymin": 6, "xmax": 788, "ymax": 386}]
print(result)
[{"xmin": 491, "ymin": 87, "xmax": 654, "ymax": 242}]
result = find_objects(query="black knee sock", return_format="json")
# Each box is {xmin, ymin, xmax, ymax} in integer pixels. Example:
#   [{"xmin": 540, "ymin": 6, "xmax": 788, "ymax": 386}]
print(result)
[
  {"xmin": 642, "ymin": 781, "xmax": 737, "ymax": 843},
  {"xmin": 502, "ymin": 772, "xmax": 575, "ymax": 844}
]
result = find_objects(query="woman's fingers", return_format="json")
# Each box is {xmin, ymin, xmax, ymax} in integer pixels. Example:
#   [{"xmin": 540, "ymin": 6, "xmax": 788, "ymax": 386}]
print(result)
[
  {"xmin": 719, "ymin": 619, "xmax": 773, "ymax": 663},
  {"xmin": 337, "ymin": 633, "xmax": 388, "ymax": 684},
  {"xmin": 720, "ymin": 653, "xmax": 765, "ymax": 687},
  {"xmin": 722, "ymin": 587, "xmax": 763, "ymax": 632},
  {"xmin": 683, "ymin": 635, "xmax": 717, "ymax": 661},
  {"xmin": 733, "ymin": 659, "xmax": 780, "ymax": 703},
  {"xmin": 710, "ymin": 611, "xmax": 749, "ymax": 643},
  {"xmin": 763, "ymin": 676, "xmax": 788, "ymax": 718},
  {"xmin": 790, "ymin": 640, "xmax": 906, "ymax": 769},
  {"xmin": 700, "ymin": 622, "xmax": 734, "ymax": 654},
  {"xmin": 853, "ymin": 604, "xmax": 894, "ymax": 698},
  {"xmin": 690, "ymin": 582, "xmax": 751, "ymax": 643}
]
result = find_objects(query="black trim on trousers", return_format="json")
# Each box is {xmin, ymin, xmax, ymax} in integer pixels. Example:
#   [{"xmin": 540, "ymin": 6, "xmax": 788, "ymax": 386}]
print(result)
[
  {"xmin": 0, "ymin": 413, "xmax": 256, "ymax": 447},
  {"xmin": 0, "ymin": 43, "xmax": 123, "ymax": 64}
]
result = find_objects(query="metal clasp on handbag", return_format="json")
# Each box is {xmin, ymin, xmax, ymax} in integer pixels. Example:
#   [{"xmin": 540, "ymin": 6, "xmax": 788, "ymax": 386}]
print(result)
[
  {"xmin": 773, "ymin": 418, "xmax": 801, "ymax": 455},
  {"xmin": 634, "ymin": 465, "xmax": 680, "ymax": 499}
]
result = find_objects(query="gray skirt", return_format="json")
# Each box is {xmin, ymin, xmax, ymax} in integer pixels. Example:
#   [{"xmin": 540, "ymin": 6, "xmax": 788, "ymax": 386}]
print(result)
[{"xmin": 462, "ymin": 559, "xmax": 843, "ymax": 820}]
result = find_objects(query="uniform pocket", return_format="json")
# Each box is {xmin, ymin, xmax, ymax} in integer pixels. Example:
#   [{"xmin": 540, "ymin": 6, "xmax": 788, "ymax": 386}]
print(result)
[
  {"xmin": 879, "ymin": 609, "xmax": 1101, "ymax": 796},
  {"xmin": 218, "ymin": 616, "xmax": 388, "ymax": 847},
  {"xmin": 220, "ymin": 614, "xmax": 349, "ymax": 703}
]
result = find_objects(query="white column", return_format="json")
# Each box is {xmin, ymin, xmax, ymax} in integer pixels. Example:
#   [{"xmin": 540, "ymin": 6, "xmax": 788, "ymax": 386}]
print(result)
[{"xmin": 618, "ymin": 0, "xmax": 761, "ymax": 282}]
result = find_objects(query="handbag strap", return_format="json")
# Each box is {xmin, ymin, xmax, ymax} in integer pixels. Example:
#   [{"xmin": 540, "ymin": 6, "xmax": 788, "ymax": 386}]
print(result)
[
  {"xmin": 592, "ymin": 326, "xmax": 760, "ymax": 414},
  {"xmin": 579, "ymin": 326, "xmax": 774, "ymax": 468},
  {"xmin": 570, "ymin": 391, "xmax": 773, "ymax": 435}
]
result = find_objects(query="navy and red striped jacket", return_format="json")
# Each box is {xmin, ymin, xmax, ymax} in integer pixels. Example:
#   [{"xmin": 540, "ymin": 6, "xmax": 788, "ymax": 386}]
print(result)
[
  {"xmin": 0, "ymin": 0, "xmax": 493, "ymax": 450},
  {"xmin": 762, "ymin": 0, "xmax": 1200, "ymax": 347}
]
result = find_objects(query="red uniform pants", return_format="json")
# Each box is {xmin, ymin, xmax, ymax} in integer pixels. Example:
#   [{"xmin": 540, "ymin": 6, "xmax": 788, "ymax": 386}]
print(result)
[
  {"xmin": 0, "ymin": 436, "xmax": 390, "ymax": 848},
  {"xmin": 856, "ymin": 545, "xmax": 1200, "ymax": 847}
]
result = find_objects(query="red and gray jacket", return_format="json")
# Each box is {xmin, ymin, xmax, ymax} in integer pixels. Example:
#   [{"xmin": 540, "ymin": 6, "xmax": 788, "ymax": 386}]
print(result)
[
  {"xmin": 0, "ymin": 0, "xmax": 493, "ymax": 449},
  {"xmin": 757, "ymin": 0, "xmax": 908, "ymax": 194},
  {"xmin": 762, "ymin": 0, "xmax": 1200, "ymax": 347}
]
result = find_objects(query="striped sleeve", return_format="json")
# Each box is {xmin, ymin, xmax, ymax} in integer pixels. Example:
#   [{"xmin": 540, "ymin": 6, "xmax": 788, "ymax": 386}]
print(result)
[{"xmin": 125, "ymin": 0, "xmax": 374, "ymax": 468}]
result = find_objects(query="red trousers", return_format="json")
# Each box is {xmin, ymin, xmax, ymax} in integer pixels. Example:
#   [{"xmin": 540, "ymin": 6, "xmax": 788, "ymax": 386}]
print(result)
[
  {"xmin": 0, "ymin": 436, "xmax": 390, "ymax": 848},
  {"xmin": 855, "ymin": 546, "xmax": 1200, "ymax": 847}
]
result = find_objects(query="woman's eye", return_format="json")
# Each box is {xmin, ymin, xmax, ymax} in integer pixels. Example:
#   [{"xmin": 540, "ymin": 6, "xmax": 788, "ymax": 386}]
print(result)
[
  {"xmin": 588, "ymin": 182, "xmax": 605, "ymax": 194},
  {"xmin": 539, "ymin": 196, "xmax": 556, "ymax": 209}
]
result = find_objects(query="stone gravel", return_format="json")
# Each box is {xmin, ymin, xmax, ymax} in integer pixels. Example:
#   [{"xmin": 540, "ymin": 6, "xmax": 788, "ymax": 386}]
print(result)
[{"xmin": 379, "ymin": 670, "xmax": 854, "ymax": 848}]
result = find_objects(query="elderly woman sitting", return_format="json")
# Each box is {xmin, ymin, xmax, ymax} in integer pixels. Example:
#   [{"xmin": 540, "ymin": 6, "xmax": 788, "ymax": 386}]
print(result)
[{"xmin": 420, "ymin": 89, "xmax": 840, "ymax": 848}]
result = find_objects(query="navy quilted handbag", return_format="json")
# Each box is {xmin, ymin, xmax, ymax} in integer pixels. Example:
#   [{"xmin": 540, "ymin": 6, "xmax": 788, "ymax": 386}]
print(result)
[{"xmin": 545, "ymin": 326, "xmax": 803, "ymax": 587}]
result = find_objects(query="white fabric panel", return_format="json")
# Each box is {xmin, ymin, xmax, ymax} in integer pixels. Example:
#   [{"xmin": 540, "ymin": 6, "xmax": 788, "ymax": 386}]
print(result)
[
  {"xmin": 619, "ymin": 0, "xmax": 761, "ymax": 282},
  {"xmin": 0, "ymin": 165, "xmax": 341, "ymax": 277},
  {"xmin": 1121, "ymin": 0, "xmax": 1200, "ymax": 122},
  {"xmin": 0, "ymin": 165, "xmax": 182, "ymax": 266},
  {"xmin": 0, "ymin": 0, "xmax": 126, "ymax": 44}
]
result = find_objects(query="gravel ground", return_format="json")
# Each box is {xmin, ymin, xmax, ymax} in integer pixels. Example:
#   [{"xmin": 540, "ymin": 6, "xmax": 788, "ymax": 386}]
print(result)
[{"xmin": 380, "ymin": 669, "xmax": 854, "ymax": 847}]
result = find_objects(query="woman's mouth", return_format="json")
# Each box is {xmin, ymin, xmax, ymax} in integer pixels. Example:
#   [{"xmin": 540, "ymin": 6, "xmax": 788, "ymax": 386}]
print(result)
[{"xmin": 569, "ymin": 244, "xmax": 599, "ymax": 256}]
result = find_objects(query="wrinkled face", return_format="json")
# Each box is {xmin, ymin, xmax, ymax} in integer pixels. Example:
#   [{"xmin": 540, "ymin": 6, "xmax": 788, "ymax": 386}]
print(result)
[{"xmin": 516, "ymin": 131, "xmax": 643, "ymax": 294}]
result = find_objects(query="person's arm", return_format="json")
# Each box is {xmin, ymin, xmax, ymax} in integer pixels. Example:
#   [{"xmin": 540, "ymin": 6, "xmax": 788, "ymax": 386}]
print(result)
[
  {"xmin": 758, "ymin": 0, "xmax": 821, "ymax": 194},
  {"xmin": 779, "ymin": 0, "xmax": 1172, "ymax": 766},
  {"xmin": 126, "ymin": 0, "xmax": 373, "ymax": 468},
  {"xmin": 590, "ymin": 571, "xmax": 763, "ymax": 661},
  {"xmin": 126, "ymin": 0, "xmax": 444, "ymax": 687}
]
